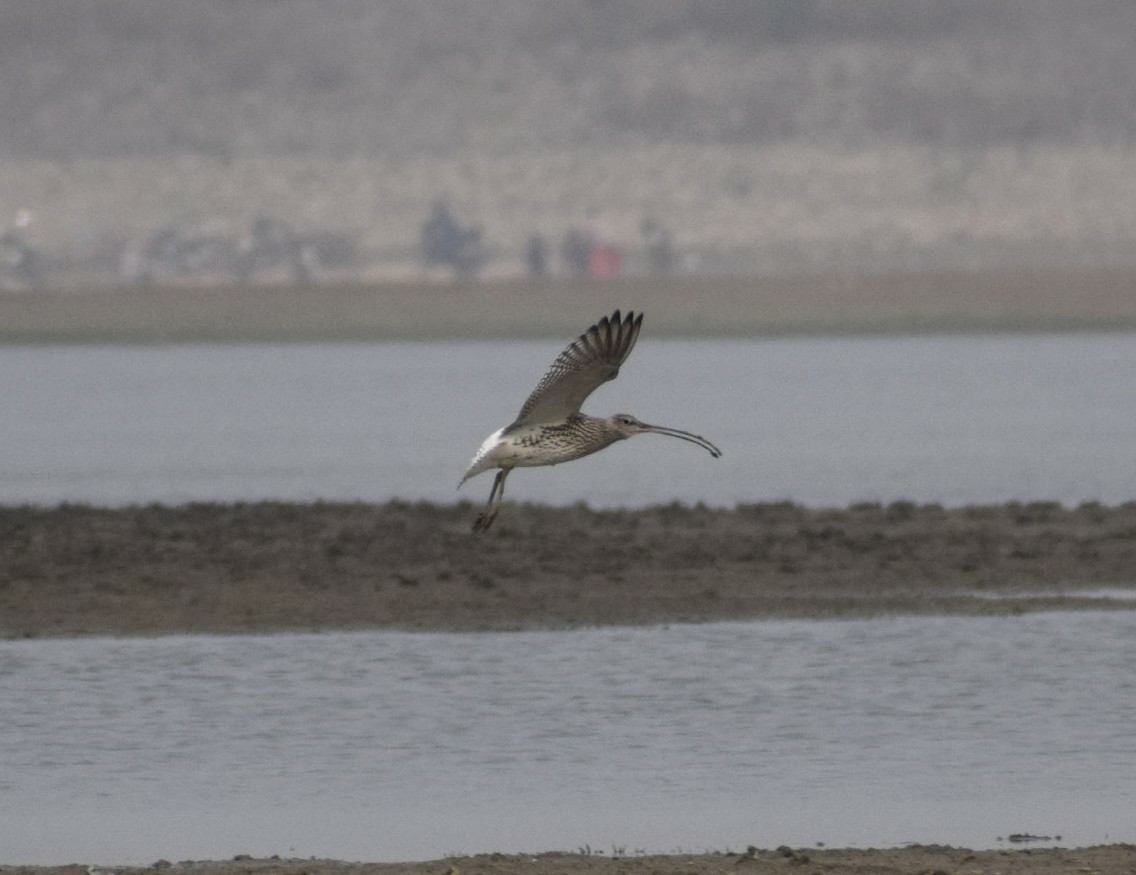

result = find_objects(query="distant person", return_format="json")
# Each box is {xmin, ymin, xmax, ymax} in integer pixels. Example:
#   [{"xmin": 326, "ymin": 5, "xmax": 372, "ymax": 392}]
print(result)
[
  {"xmin": 525, "ymin": 233, "xmax": 548, "ymax": 277},
  {"xmin": 237, "ymin": 216, "xmax": 310, "ymax": 284},
  {"xmin": 561, "ymin": 228, "xmax": 591, "ymax": 277},
  {"xmin": 0, "ymin": 230, "xmax": 38, "ymax": 290},
  {"xmin": 421, "ymin": 200, "xmax": 464, "ymax": 268},
  {"xmin": 420, "ymin": 200, "xmax": 487, "ymax": 278}
]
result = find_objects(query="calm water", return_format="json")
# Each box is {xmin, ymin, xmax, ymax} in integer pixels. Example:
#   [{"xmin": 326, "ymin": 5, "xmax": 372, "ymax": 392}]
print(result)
[
  {"xmin": 3, "ymin": 613, "xmax": 1135, "ymax": 865},
  {"xmin": 3, "ymin": 334, "xmax": 1135, "ymax": 507}
]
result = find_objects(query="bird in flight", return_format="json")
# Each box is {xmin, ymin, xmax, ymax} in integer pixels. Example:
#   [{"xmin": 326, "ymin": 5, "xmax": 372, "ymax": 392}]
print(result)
[{"xmin": 459, "ymin": 309, "xmax": 721, "ymax": 531}]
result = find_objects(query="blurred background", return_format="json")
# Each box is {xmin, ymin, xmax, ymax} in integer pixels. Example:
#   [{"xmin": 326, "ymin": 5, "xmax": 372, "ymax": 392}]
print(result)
[{"xmin": 3, "ymin": 0, "xmax": 1136, "ymax": 291}]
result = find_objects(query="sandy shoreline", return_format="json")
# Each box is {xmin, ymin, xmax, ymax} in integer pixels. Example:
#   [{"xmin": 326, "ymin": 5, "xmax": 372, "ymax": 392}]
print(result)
[
  {"xmin": 3, "ymin": 500, "xmax": 1134, "ymax": 639},
  {"xmin": 7, "ymin": 845, "xmax": 1136, "ymax": 875}
]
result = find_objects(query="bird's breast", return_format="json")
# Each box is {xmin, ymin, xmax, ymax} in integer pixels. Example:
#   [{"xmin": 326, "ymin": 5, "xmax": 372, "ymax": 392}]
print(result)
[
  {"xmin": 463, "ymin": 418, "xmax": 618, "ymax": 483},
  {"xmin": 503, "ymin": 419, "xmax": 617, "ymax": 466}
]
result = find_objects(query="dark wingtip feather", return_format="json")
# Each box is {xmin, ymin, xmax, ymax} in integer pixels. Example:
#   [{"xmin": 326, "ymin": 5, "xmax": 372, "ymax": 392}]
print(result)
[{"xmin": 604, "ymin": 309, "xmax": 641, "ymax": 355}]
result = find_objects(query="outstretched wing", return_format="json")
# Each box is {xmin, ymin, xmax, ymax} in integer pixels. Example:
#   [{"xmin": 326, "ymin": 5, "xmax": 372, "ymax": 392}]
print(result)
[{"xmin": 512, "ymin": 310, "xmax": 643, "ymax": 426}]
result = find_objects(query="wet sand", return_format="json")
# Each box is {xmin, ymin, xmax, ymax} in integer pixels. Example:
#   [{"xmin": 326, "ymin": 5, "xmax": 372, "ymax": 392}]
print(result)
[
  {"xmin": 3, "ymin": 500, "xmax": 1135, "ymax": 639},
  {"xmin": 9, "ymin": 844, "xmax": 1136, "ymax": 875}
]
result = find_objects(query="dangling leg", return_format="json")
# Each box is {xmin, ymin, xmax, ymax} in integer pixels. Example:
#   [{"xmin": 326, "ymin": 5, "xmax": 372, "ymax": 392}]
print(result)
[{"xmin": 472, "ymin": 468, "xmax": 510, "ymax": 532}]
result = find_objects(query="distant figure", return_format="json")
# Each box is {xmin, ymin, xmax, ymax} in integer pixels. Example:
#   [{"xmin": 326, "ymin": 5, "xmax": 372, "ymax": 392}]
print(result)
[
  {"xmin": 525, "ymin": 233, "xmax": 548, "ymax": 277},
  {"xmin": 237, "ymin": 216, "xmax": 311, "ymax": 284},
  {"xmin": 421, "ymin": 200, "xmax": 487, "ymax": 278},
  {"xmin": 421, "ymin": 200, "xmax": 464, "ymax": 268},
  {"xmin": 126, "ymin": 223, "xmax": 236, "ymax": 284},
  {"xmin": 0, "ymin": 230, "xmax": 38, "ymax": 290},
  {"xmin": 560, "ymin": 228, "xmax": 591, "ymax": 277}
]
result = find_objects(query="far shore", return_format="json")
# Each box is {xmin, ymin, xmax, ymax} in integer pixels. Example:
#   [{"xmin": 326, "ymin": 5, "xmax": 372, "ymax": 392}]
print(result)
[{"xmin": 3, "ymin": 266, "xmax": 1136, "ymax": 344}]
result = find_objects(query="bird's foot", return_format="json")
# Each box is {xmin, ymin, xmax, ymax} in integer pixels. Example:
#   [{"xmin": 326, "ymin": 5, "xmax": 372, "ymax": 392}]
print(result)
[{"xmin": 471, "ymin": 508, "xmax": 498, "ymax": 532}]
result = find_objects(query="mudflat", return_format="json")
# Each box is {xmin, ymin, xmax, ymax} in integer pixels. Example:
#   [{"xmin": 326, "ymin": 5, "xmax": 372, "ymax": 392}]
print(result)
[{"xmin": 3, "ymin": 500, "xmax": 1135, "ymax": 639}]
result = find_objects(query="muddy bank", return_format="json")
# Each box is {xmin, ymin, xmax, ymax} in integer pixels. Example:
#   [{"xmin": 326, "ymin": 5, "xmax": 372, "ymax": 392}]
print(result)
[
  {"xmin": 8, "ymin": 845, "xmax": 1136, "ymax": 875},
  {"xmin": 2, "ymin": 501, "xmax": 1134, "ymax": 639}
]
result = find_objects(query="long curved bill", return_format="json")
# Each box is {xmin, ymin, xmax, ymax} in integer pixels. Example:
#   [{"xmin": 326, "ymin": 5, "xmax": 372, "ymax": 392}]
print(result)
[{"xmin": 638, "ymin": 422, "xmax": 722, "ymax": 458}]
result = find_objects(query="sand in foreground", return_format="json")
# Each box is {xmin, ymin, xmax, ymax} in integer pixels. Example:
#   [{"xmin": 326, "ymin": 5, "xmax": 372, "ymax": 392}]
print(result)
[{"xmin": 8, "ymin": 845, "xmax": 1136, "ymax": 875}]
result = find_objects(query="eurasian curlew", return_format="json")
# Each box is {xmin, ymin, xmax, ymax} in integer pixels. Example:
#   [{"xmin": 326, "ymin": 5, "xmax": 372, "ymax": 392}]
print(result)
[{"xmin": 459, "ymin": 309, "xmax": 721, "ymax": 531}]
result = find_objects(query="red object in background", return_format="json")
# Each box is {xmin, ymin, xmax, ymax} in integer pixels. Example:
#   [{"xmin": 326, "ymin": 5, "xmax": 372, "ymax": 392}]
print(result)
[{"xmin": 588, "ymin": 244, "xmax": 622, "ymax": 278}]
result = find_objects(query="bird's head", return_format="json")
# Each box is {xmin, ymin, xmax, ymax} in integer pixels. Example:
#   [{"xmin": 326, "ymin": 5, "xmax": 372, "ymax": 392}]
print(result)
[{"xmin": 607, "ymin": 413, "xmax": 722, "ymax": 457}]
